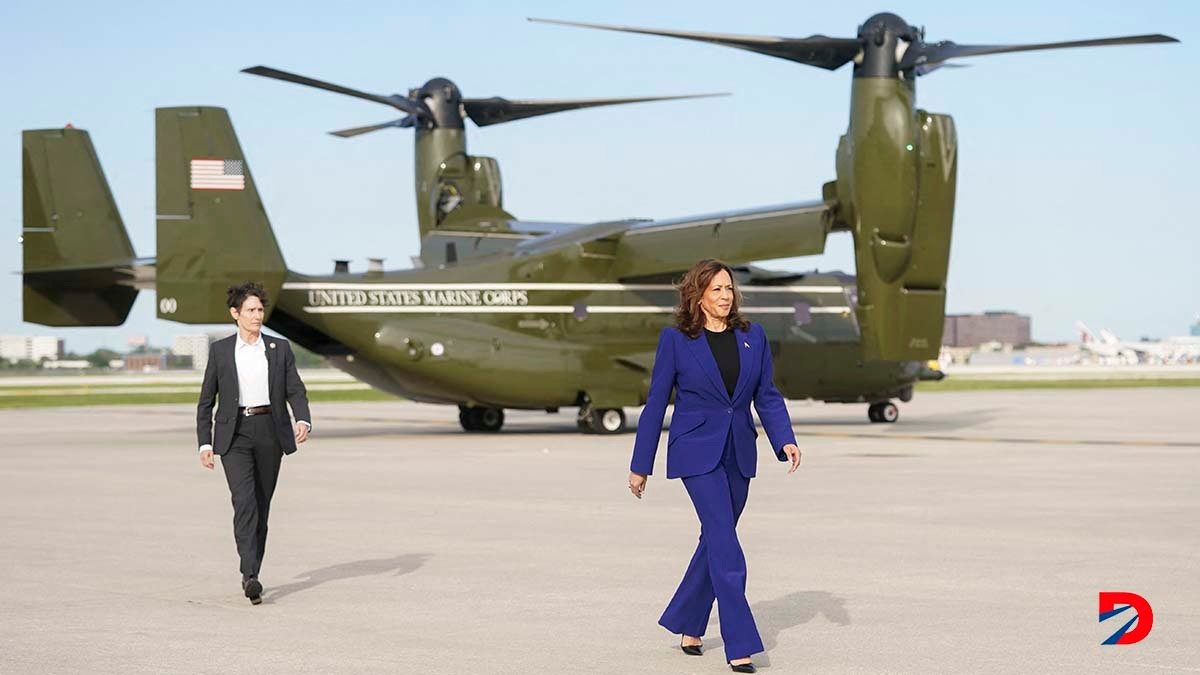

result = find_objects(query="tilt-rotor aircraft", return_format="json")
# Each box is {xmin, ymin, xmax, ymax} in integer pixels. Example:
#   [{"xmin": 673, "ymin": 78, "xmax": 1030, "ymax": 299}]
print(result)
[{"xmin": 20, "ymin": 14, "xmax": 1177, "ymax": 433}]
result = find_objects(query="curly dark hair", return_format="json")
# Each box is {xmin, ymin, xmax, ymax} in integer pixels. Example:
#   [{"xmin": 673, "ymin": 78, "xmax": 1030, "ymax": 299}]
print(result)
[
  {"xmin": 673, "ymin": 259, "xmax": 749, "ymax": 339},
  {"xmin": 226, "ymin": 281, "xmax": 269, "ymax": 311}
]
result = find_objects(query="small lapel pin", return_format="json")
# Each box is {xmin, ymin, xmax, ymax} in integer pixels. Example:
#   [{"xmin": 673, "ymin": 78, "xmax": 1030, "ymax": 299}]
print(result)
[
  {"xmin": 269, "ymin": 342, "xmax": 276, "ymax": 349},
  {"xmin": 743, "ymin": 341, "xmax": 750, "ymax": 349}
]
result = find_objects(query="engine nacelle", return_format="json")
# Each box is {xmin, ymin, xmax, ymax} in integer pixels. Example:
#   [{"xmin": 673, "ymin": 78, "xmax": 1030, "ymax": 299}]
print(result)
[{"xmin": 835, "ymin": 77, "xmax": 957, "ymax": 361}]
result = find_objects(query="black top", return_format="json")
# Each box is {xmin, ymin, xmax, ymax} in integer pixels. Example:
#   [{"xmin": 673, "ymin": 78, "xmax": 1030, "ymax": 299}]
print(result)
[{"xmin": 704, "ymin": 327, "xmax": 739, "ymax": 397}]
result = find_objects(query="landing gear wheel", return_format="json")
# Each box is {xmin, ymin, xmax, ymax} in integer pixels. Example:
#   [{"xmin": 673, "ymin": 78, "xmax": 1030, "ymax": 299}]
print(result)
[
  {"xmin": 594, "ymin": 408, "xmax": 626, "ymax": 434},
  {"xmin": 867, "ymin": 402, "xmax": 899, "ymax": 423},
  {"xmin": 459, "ymin": 405, "xmax": 504, "ymax": 432},
  {"xmin": 476, "ymin": 406, "xmax": 504, "ymax": 432},
  {"xmin": 880, "ymin": 402, "xmax": 898, "ymax": 423},
  {"xmin": 577, "ymin": 407, "xmax": 626, "ymax": 434}
]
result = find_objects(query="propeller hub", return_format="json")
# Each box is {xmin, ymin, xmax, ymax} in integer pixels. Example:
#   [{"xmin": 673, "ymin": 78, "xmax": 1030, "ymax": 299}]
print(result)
[
  {"xmin": 855, "ymin": 13, "xmax": 919, "ymax": 79},
  {"xmin": 413, "ymin": 77, "xmax": 465, "ymax": 129}
]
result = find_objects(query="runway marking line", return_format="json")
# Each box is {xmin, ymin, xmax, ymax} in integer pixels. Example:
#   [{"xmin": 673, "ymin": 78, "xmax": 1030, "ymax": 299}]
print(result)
[
  {"xmin": 312, "ymin": 417, "xmax": 1198, "ymax": 449},
  {"xmin": 802, "ymin": 430, "xmax": 1198, "ymax": 449}
]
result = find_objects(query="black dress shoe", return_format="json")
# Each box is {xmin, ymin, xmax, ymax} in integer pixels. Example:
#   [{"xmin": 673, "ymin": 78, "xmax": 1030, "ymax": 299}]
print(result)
[
  {"xmin": 729, "ymin": 661, "xmax": 756, "ymax": 673},
  {"xmin": 243, "ymin": 578, "xmax": 263, "ymax": 605},
  {"xmin": 680, "ymin": 640, "xmax": 702, "ymax": 656}
]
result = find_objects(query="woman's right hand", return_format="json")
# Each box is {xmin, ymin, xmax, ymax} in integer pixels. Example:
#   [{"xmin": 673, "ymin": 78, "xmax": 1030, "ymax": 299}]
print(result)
[{"xmin": 628, "ymin": 472, "xmax": 648, "ymax": 499}]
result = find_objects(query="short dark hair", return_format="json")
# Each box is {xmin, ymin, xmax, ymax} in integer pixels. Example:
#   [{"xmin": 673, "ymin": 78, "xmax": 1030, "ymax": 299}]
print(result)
[{"xmin": 227, "ymin": 281, "xmax": 269, "ymax": 311}]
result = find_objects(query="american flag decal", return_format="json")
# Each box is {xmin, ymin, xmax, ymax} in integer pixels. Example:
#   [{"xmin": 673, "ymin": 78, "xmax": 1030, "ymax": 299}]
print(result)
[{"xmin": 190, "ymin": 158, "xmax": 245, "ymax": 190}]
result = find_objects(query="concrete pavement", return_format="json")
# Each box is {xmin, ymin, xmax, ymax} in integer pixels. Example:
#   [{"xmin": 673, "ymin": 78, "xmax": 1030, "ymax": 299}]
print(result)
[{"xmin": 1, "ymin": 388, "xmax": 1196, "ymax": 674}]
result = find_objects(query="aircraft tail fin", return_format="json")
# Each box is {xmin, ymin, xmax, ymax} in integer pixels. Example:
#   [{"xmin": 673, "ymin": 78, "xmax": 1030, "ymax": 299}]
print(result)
[
  {"xmin": 1099, "ymin": 328, "xmax": 1121, "ymax": 345},
  {"xmin": 155, "ymin": 107, "xmax": 288, "ymax": 323},
  {"xmin": 21, "ymin": 127, "xmax": 141, "ymax": 326},
  {"xmin": 1074, "ymin": 320, "xmax": 1096, "ymax": 343}
]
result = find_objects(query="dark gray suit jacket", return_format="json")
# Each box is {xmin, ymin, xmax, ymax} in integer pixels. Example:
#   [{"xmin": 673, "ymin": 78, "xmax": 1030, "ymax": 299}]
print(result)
[{"xmin": 196, "ymin": 334, "xmax": 312, "ymax": 455}]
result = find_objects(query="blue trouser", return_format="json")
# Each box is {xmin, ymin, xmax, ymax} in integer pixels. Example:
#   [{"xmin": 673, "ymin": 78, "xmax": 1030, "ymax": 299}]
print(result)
[{"xmin": 659, "ymin": 435, "xmax": 764, "ymax": 661}]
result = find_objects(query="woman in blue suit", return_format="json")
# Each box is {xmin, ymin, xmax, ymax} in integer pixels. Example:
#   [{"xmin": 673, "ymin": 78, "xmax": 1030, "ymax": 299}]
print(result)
[{"xmin": 628, "ymin": 259, "xmax": 802, "ymax": 673}]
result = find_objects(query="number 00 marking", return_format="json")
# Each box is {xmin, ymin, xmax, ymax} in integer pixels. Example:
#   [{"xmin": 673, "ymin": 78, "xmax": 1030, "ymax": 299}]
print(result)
[{"xmin": 159, "ymin": 297, "xmax": 178, "ymax": 314}]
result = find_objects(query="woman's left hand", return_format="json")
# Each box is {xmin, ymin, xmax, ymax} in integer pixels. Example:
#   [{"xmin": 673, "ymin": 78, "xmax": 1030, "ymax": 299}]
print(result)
[
  {"xmin": 782, "ymin": 444, "xmax": 802, "ymax": 473},
  {"xmin": 628, "ymin": 472, "xmax": 648, "ymax": 499}
]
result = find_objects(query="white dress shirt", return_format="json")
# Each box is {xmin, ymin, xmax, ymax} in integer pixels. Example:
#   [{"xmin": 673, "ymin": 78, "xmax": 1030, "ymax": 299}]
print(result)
[
  {"xmin": 236, "ymin": 333, "xmax": 270, "ymax": 407},
  {"xmin": 198, "ymin": 332, "xmax": 310, "ymax": 453}
]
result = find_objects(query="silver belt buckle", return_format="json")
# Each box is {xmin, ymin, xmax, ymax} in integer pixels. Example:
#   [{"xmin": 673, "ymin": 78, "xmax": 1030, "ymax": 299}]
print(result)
[{"xmin": 242, "ymin": 407, "xmax": 253, "ymax": 417}]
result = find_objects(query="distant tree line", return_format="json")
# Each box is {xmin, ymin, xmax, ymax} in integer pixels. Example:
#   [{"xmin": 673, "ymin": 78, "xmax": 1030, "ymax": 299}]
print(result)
[{"xmin": 1, "ymin": 344, "xmax": 326, "ymax": 371}]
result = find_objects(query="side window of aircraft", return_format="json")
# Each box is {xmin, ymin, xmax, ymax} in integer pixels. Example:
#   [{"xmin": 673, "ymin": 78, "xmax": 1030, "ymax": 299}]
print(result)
[{"xmin": 437, "ymin": 182, "xmax": 463, "ymax": 217}]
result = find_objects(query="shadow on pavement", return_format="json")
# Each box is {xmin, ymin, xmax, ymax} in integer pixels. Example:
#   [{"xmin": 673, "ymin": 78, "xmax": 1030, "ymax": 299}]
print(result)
[
  {"xmin": 265, "ymin": 552, "xmax": 431, "ymax": 602},
  {"xmin": 754, "ymin": 590, "xmax": 851, "ymax": 651}
]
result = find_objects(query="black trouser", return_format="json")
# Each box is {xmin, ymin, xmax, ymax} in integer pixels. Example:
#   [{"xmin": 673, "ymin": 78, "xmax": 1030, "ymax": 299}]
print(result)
[{"xmin": 220, "ymin": 414, "xmax": 283, "ymax": 581}]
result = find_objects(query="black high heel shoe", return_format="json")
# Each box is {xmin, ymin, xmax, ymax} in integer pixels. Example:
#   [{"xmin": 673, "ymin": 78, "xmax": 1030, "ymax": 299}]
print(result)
[
  {"xmin": 680, "ymin": 638, "xmax": 702, "ymax": 656},
  {"xmin": 729, "ymin": 660, "xmax": 756, "ymax": 673}
]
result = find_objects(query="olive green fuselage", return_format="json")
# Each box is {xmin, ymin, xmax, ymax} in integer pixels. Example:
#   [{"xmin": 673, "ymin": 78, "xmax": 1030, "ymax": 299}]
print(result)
[{"xmin": 267, "ymin": 265, "xmax": 917, "ymax": 410}]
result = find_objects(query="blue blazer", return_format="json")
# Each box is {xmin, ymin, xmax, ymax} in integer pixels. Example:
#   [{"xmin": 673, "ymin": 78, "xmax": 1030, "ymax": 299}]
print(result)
[{"xmin": 630, "ymin": 323, "xmax": 797, "ymax": 479}]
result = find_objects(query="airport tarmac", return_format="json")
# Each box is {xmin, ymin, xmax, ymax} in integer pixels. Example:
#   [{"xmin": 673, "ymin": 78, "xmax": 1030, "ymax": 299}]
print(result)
[{"xmin": 1, "ymin": 388, "xmax": 1197, "ymax": 674}]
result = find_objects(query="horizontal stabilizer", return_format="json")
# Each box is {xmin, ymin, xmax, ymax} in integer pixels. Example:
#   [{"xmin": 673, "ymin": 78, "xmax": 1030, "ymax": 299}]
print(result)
[{"xmin": 21, "ymin": 128, "xmax": 140, "ymax": 326}]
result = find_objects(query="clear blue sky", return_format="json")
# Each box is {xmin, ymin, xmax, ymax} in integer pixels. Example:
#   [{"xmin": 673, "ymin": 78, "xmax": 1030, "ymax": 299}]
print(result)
[{"xmin": 2, "ymin": 0, "xmax": 1196, "ymax": 353}]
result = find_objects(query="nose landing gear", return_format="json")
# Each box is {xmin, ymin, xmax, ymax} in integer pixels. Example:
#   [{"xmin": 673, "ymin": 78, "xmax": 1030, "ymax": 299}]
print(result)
[{"xmin": 577, "ymin": 406, "xmax": 627, "ymax": 434}]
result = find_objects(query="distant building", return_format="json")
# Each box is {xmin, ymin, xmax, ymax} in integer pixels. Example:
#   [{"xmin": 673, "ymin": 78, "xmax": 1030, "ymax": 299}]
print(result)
[
  {"xmin": 172, "ymin": 335, "xmax": 210, "ymax": 371},
  {"xmin": 0, "ymin": 335, "xmax": 63, "ymax": 364},
  {"xmin": 943, "ymin": 311, "xmax": 1031, "ymax": 348},
  {"xmin": 124, "ymin": 352, "xmax": 167, "ymax": 372},
  {"xmin": 127, "ymin": 335, "xmax": 149, "ymax": 350},
  {"xmin": 125, "ymin": 350, "xmax": 194, "ymax": 371}
]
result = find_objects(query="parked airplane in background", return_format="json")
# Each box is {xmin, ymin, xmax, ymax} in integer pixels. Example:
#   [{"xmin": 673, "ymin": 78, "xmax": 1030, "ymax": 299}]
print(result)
[
  {"xmin": 1076, "ymin": 322, "xmax": 1137, "ymax": 364},
  {"xmin": 1076, "ymin": 321, "xmax": 1200, "ymax": 364}
]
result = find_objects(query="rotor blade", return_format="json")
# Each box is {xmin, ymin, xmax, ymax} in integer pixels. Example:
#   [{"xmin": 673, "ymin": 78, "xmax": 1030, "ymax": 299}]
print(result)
[
  {"xmin": 328, "ymin": 117, "xmax": 414, "ymax": 138},
  {"xmin": 914, "ymin": 62, "xmax": 970, "ymax": 77},
  {"xmin": 241, "ymin": 65, "xmax": 423, "ymax": 116},
  {"xmin": 901, "ymin": 34, "xmax": 1179, "ymax": 69},
  {"xmin": 462, "ymin": 93, "xmax": 729, "ymax": 127},
  {"xmin": 528, "ymin": 18, "xmax": 861, "ymax": 70}
]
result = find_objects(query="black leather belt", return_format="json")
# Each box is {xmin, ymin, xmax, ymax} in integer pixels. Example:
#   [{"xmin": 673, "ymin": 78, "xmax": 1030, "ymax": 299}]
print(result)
[{"xmin": 239, "ymin": 405, "xmax": 271, "ymax": 417}]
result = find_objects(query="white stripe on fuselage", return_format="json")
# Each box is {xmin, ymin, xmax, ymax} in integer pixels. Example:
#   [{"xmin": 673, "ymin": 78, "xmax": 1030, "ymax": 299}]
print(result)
[
  {"xmin": 301, "ymin": 305, "xmax": 852, "ymax": 315},
  {"xmin": 282, "ymin": 282, "xmax": 847, "ymax": 293}
]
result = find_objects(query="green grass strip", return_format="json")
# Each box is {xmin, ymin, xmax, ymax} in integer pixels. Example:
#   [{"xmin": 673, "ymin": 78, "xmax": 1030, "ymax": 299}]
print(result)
[
  {"xmin": 0, "ymin": 380, "xmax": 359, "ymax": 392},
  {"xmin": 0, "ymin": 388, "xmax": 399, "ymax": 409},
  {"xmin": 918, "ymin": 378, "xmax": 1200, "ymax": 391}
]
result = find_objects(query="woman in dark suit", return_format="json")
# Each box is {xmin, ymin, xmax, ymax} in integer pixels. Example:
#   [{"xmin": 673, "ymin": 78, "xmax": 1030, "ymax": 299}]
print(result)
[{"xmin": 628, "ymin": 259, "xmax": 801, "ymax": 673}]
